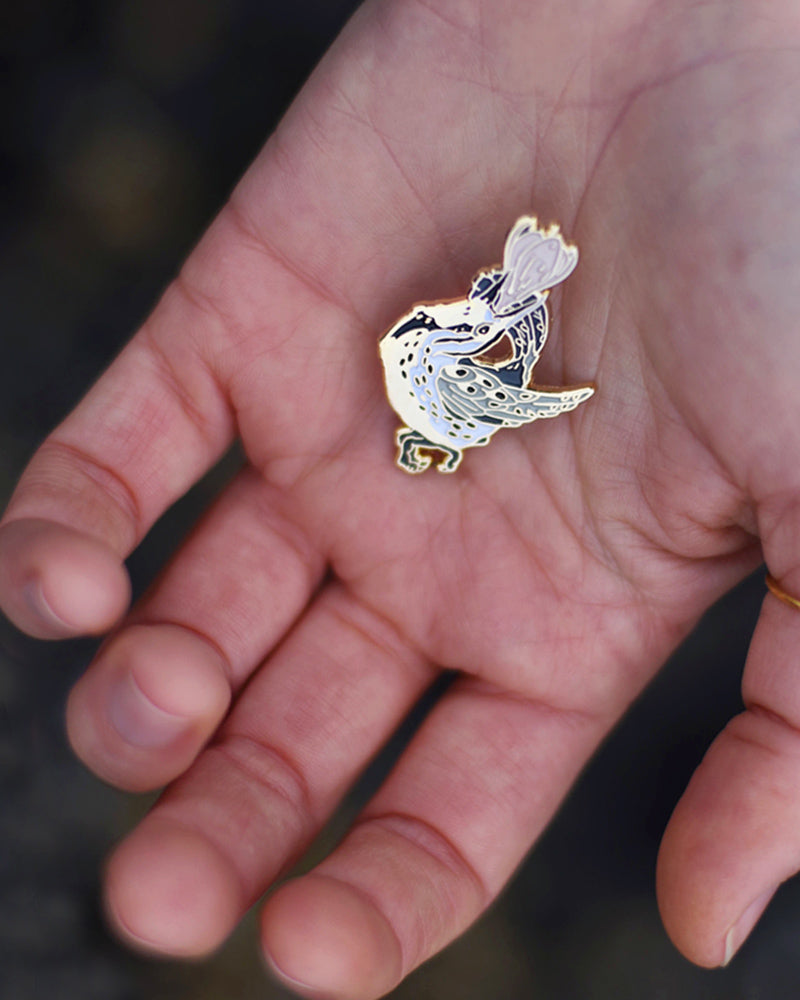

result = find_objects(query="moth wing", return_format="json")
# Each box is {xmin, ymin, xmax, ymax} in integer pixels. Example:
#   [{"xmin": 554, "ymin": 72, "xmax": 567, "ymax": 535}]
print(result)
[{"xmin": 493, "ymin": 219, "xmax": 578, "ymax": 315}]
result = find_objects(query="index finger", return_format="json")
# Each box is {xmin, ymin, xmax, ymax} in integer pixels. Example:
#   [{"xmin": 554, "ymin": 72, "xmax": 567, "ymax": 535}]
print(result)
[{"xmin": 0, "ymin": 228, "xmax": 240, "ymax": 637}]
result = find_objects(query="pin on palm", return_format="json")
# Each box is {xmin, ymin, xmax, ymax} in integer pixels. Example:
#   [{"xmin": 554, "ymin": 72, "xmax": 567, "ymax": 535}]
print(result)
[
  {"xmin": 1, "ymin": 1, "xmax": 799, "ymax": 996},
  {"xmin": 380, "ymin": 218, "xmax": 593, "ymax": 472}
]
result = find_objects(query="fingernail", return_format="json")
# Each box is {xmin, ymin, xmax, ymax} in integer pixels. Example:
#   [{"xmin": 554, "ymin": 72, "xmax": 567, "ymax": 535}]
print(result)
[
  {"xmin": 109, "ymin": 673, "xmax": 189, "ymax": 749},
  {"xmin": 23, "ymin": 580, "xmax": 73, "ymax": 631},
  {"xmin": 265, "ymin": 952, "xmax": 332, "ymax": 1000},
  {"xmin": 722, "ymin": 887, "xmax": 775, "ymax": 966}
]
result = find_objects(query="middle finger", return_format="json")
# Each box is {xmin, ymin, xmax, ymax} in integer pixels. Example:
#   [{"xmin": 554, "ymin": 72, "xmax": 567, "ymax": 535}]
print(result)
[{"xmin": 67, "ymin": 465, "xmax": 325, "ymax": 790}]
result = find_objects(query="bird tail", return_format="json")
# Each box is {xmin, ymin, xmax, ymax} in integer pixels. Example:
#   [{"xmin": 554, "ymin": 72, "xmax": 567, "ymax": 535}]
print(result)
[{"xmin": 516, "ymin": 383, "xmax": 595, "ymax": 421}]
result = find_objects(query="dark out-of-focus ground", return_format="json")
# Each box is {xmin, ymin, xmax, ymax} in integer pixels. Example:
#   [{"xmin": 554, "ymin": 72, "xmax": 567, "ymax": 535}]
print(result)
[{"xmin": 1, "ymin": 2, "xmax": 799, "ymax": 998}]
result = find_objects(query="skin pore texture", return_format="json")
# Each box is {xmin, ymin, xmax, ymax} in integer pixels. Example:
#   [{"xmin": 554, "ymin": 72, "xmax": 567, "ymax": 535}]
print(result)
[{"xmin": 2, "ymin": 0, "xmax": 800, "ymax": 996}]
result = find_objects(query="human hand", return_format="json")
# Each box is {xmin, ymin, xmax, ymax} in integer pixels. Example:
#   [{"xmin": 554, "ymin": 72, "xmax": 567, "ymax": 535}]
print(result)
[{"xmin": 1, "ymin": 1, "xmax": 799, "ymax": 996}]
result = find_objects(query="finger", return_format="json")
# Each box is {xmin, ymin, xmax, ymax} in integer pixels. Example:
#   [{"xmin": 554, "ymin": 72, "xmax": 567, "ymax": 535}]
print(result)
[
  {"xmin": 260, "ymin": 678, "xmax": 606, "ymax": 1000},
  {"xmin": 0, "ymin": 518, "xmax": 132, "ymax": 639},
  {"xmin": 102, "ymin": 584, "xmax": 434, "ymax": 956},
  {"xmin": 657, "ymin": 575, "xmax": 800, "ymax": 967},
  {"xmin": 0, "ymin": 275, "xmax": 236, "ymax": 638},
  {"xmin": 66, "ymin": 466, "xmax": 325, "ymax": 791}
]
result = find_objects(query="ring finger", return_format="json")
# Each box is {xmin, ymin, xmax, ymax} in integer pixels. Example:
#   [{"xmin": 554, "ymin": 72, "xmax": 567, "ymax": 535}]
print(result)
[{"xmin": 103, "ymin": 581, "xmax": 435, "ymax": 955}]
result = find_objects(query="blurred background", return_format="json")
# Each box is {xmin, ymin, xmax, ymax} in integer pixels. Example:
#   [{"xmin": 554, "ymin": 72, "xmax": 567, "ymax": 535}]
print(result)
[{"xmin": 1, "ymin": 2, "xmax": 798, "ymax": 998}]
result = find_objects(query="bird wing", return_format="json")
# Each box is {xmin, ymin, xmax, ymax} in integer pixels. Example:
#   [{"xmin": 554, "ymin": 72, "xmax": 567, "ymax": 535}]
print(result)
[{"xmin": 438, "ymin": 364, "xmax": 594, "ymax": 427}]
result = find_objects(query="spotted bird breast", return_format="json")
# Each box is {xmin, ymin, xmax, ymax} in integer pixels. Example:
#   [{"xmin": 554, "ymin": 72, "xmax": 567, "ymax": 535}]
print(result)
[{"xmin": 380, "ymin": 302, "xmax": 499, "ymax": 449}]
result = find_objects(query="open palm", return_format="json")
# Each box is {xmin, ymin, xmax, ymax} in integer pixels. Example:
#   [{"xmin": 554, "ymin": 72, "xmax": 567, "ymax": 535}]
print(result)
[{"xmin": 2, "ymin": 1, "xmax": 799, "ymax": 995}]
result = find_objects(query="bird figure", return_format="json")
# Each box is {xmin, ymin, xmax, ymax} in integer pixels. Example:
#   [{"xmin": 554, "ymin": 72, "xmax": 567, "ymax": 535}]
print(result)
[{"xmin": 379, "ymin": 216, "xmax": 595, "ymax": 473}]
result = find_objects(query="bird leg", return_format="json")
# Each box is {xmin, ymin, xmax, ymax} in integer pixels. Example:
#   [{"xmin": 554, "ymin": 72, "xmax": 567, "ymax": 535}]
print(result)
[
  {"xmin": 396, "ymin": 428, "xmax": 432, "ymax": 473},
  {"xmin": 395, "ymin": 428, "xmax": 462, "ymax": 474}
]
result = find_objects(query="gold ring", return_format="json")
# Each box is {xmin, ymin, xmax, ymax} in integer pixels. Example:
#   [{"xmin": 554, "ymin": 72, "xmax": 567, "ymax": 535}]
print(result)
[{"xmin": 765, "ymin": 573, "xmax": 800, "ymax": 612}]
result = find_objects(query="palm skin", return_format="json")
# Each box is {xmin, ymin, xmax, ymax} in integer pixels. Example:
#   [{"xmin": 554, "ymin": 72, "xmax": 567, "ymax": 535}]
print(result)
[{"xmin": 2, "ymin": 0, "xmax": 800, "ymax": 995}]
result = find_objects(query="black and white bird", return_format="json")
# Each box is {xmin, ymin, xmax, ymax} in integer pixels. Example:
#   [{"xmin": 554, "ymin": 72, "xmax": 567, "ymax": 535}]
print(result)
[{"xmin": 380, "ymin": 217, "xmax": 595, "ymax": 473}]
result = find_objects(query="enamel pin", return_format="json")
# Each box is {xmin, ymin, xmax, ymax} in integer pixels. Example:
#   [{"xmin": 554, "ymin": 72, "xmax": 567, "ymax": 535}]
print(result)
[{"xmin": 379, "ymin": 217, "xmax": 594, "ymax": 473}]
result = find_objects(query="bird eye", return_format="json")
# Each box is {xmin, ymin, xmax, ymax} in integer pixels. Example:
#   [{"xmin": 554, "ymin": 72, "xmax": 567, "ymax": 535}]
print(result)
[{"xmin": 476, "ymin": 324, "xmax": 489, "ymax": 334}]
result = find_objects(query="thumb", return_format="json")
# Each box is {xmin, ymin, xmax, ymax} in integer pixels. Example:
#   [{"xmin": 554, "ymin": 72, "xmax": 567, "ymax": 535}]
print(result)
[{"xmin": 657, "ymin": 561, "xmax": 800, "ymax": 966}]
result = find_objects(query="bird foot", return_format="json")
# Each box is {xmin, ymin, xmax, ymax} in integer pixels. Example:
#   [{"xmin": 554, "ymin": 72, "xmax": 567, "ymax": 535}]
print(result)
[{"xmin": 434, "ymin": 448, "xmax": 463, "ymax": 473}]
